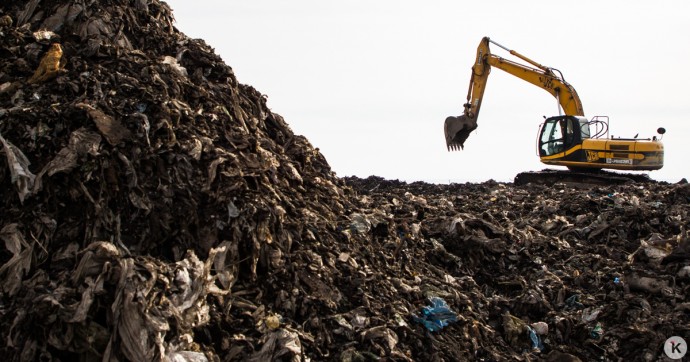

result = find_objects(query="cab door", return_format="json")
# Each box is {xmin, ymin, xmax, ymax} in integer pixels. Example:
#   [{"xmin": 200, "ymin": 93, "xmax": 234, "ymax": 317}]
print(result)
[
  {"xmin": 538, "ymin": 117, "xmax": 565, "ymax": 157},
  {"xmin": 538, "ymin": 116, "xmax": 580, "ymax": 157}
]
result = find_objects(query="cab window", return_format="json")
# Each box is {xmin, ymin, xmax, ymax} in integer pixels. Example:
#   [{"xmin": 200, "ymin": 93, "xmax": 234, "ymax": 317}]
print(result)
[
  {"xmin": 579, "ymin": 118, "xmax": 591, "ymax": 139},
  {"xmin": 539, "ymin": 119, "xmax": 564, "ymax": 156}
]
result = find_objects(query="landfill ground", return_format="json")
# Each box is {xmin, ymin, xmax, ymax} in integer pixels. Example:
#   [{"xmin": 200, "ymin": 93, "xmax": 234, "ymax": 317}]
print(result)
[{"xmin": 1, "ymin": 1, "xmax": 689, "ymax": 361}]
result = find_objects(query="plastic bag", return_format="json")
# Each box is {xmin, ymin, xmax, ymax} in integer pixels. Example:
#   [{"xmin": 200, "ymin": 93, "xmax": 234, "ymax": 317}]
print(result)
[{"xmin": 413, "ymin": 297, "xmax": 458, "ymax": 332}]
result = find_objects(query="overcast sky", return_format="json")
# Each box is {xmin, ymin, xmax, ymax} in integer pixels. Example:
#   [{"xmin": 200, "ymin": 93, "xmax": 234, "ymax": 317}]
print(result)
[{"xmin": 163, "ymin": 0, "xmax": 689, "ymax": 183}]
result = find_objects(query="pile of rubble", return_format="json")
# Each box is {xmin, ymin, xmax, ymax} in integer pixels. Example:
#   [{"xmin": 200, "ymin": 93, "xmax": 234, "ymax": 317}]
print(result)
[{"xmin": 1, "ymin": 1, "xmax": 688, "ymax": 361}]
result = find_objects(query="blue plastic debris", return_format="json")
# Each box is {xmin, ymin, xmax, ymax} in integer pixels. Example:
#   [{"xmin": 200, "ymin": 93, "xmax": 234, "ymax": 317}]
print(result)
[
  {"xmin": 528, "ymin": 326, "xmax": 544, "ymax": 351},
  {"xmin": 413, "ymin": 297, "xmax": 458, "ymax": 332},
  {"xmin": 590, "ymin": 322, "xmax": 603, "ymax": 339},
  {"xmin": 565, "ymin": 294, "xmax": 584, "ymax": 309}
]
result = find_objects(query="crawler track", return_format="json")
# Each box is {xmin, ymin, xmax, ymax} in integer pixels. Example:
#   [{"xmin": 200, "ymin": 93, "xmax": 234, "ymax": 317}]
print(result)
[{"xmin": 514, "ymin": 169, "xmax": 655, "ymax": 186}]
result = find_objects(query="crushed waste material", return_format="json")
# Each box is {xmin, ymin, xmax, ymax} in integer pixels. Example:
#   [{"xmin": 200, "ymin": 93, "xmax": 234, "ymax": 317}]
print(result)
[{"xmin": 1, "ymin": 1, "xmax": 689, "ymax": 361}]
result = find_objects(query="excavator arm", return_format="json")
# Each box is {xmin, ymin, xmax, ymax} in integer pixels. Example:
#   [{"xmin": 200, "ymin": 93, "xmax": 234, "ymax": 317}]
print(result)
[{"xmin": 445, "ymin": 37, "xmax": 584, "ymax": 151}]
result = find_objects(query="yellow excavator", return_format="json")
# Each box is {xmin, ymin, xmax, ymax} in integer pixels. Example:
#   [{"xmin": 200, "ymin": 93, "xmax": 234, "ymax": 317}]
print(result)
[{"xmin": 445, "ymin": 37, "xmax": 665, "ymax": 184}]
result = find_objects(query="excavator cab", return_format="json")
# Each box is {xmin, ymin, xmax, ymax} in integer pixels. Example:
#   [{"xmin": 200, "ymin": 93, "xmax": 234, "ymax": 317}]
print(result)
[
  {"xmin": 538, "ymin": 116, "xmax": 589, "ymax": 157},
  {"xmin": 536, "ymin": 115, "xmax": 664, "ymax": 171}
]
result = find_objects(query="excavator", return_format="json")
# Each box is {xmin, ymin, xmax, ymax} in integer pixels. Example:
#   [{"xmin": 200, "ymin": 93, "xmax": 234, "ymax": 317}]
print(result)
[{"xmin": 445, "ymin": 37, "xmax": 665, "ymax": 185}]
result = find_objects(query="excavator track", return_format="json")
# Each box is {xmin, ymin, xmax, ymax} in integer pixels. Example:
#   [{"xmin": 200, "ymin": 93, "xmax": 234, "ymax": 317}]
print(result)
[{"xmin": 514, "ymin": 169, "xmax": 654, "ymax": 187}]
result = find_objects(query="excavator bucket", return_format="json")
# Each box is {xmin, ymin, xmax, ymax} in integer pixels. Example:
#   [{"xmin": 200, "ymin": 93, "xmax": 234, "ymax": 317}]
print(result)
[{"xmin": 444, "ymin": 115, "xmax": 477, "ymax": 151}]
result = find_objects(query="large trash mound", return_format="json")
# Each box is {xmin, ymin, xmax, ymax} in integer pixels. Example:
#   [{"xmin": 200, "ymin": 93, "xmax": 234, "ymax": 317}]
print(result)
[{"xmin": 1, "ymin": 1, "xmax": 689, "ymax": 361}]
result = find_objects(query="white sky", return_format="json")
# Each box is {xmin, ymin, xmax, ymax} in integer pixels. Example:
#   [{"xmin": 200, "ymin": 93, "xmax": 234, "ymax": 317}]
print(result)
[{"xmin": 164, "ymin": 0, "xmax": 689, "ymax": 183}]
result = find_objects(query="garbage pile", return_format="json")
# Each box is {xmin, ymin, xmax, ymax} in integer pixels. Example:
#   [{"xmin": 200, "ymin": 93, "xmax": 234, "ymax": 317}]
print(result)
[
  {"xmin": 1, "ymin": 1, "xmax": 688, "ymax": 361},
  {"xmin": 342, "ymin": 176, "xmax": 689, "ymax": 361}
]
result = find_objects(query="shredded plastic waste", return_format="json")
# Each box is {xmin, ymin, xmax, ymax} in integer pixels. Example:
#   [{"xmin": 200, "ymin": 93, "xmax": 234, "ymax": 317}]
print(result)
[
  {"xmin": 413, "ymin": 297, "xmax": 459, "ymax": 332},
  {"xmin": 528, "ymin": 326, "xmax": 544, "ymax": 352},
  {"xmin": 590, "ymin": 323, "xmax": 604, "ymax": 339},
  {"xmin": 565, "ymin": 294, "xmax": 584, "ymax": 309}
]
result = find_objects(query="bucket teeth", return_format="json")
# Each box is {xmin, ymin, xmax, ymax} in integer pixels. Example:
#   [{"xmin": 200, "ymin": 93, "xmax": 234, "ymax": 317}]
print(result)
[{"xmin": 446, "ymin": 142, "xmax": 463, "ymax": 152}]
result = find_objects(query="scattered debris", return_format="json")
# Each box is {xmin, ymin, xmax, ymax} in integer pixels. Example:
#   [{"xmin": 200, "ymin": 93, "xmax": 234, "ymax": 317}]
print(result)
[
  {"xmin": 413, "ymin": 297, "xmax": 459, "ymax": 332},
  {"xmin": 0, "ymin": 1, "xmax": 688, "ymax": 361}
]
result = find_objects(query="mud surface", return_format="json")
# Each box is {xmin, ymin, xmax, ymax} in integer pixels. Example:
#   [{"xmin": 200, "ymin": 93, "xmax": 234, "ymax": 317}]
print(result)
[{"xmin": 1, "ymin": 1, "xmax": 689, "ymax": 361}]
